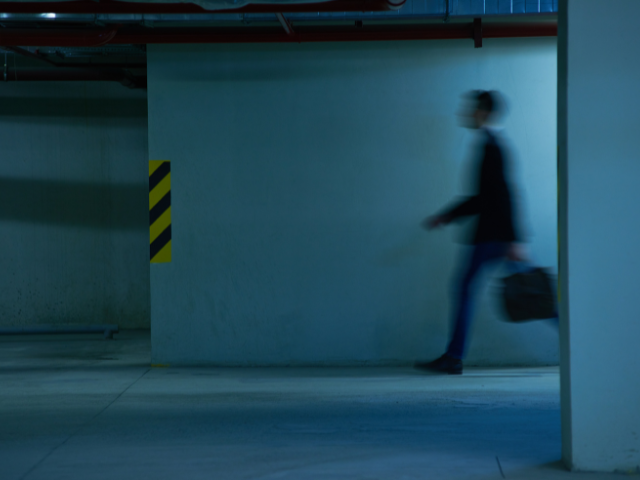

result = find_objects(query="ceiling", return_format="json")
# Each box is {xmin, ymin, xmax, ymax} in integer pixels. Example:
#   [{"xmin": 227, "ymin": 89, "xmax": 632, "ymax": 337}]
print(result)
[{"xmin": 0, "ymin": 0, "xmax": 558, "ymax": 88}]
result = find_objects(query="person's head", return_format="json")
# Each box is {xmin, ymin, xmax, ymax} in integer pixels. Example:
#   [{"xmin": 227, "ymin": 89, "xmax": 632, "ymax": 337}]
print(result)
[{"xmin": 459, "ymin": 90, "xmax": 505, "ymax": 129}]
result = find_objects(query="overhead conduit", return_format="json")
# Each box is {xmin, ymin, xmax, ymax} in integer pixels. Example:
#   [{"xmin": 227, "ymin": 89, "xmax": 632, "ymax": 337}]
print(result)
[
  {"xmin": 2, "ymin": 67, "xmax": 146, "ymax": 87},
  {"xmin": 0, "ymin": 0, "xmax": 406, "ymax": 14},
  {"xmin": 0, "ymin": 20, "xmax": 556, "ymax": 47},
  {"xmin": 0, "ymin": 28, "xmax": 118, "ymax": 47}
]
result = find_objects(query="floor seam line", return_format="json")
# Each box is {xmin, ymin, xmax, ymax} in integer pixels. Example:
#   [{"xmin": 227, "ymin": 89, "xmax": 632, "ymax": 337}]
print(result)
[
  {"xmin": 17, "ymin": 367, "xmax": 151, "ymax": 480},
  {"xmin": 87, "ymin": 367, "xmax": 151, "ymax": 420}
]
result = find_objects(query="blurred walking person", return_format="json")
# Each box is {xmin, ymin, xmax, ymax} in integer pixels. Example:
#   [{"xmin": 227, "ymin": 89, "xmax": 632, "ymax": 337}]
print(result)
[{"xmin": 416, "ymin": 90, "xmax": 524, "ymax": 375}]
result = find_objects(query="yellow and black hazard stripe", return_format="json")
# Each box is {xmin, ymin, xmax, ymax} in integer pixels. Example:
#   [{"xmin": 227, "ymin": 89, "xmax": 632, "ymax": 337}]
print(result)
[{"xmin": 149, "ymin": 160, "xmax": 171, "ymax": 263}]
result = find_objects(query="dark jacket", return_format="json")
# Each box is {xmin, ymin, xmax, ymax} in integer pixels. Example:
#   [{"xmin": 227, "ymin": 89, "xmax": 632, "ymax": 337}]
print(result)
[{"xmin": 441, "ymin": 129, "xmax": 519, "ymax": 244}]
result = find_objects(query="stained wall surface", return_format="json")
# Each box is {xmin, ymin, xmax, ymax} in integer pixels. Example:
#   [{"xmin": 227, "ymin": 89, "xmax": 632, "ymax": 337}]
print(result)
[
  {"xmin": 0, "ymin": 82, "xmax": 150, "ymax": 329},
  {"xmin": 148, "ymin": 39, "xmax": 558, "ymax": 365}
]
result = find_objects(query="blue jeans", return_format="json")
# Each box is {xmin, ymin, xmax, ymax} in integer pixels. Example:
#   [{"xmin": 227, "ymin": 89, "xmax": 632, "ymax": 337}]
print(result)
[{"xmin": 446, "ymin": 242, "xmax": 510, "ymax": 359}]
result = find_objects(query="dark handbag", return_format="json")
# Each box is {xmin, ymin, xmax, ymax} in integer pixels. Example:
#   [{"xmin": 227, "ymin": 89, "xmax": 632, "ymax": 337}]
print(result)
[{"xmin": 501, "ymin": 263, "xmax": 557, "ymax": 322}]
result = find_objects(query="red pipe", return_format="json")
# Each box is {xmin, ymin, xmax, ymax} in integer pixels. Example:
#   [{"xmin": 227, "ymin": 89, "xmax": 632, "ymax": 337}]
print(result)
[
  {"xmin": 0, "ymin": 0, "xmax": 403, "ymax": 14},
  {"xmin": 483, "ymin": 23, "xmax": 557, "ymax": 38},
  {"xmin": 0, "ymin": 22, "xmax": 557, "ymax": 46},
  {"xmin": 112, "ymin": 25, "xmax": 476, "ymax": 44}
]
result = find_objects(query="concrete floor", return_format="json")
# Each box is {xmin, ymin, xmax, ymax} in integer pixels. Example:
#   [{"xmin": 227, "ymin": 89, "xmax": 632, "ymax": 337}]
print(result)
[{"xmin": 0, "ymin": 332, "xmax": 627, "ymax": 480}]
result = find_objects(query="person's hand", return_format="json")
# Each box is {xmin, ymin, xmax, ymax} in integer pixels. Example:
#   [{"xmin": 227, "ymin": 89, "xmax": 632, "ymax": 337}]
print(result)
[
  {"xmin": 506, "ymin": 243, "xmax": 527, "ymax": 262},
  {"xmin": 421, "ymin": 215, "xmax": 449, "ymax": 230}
]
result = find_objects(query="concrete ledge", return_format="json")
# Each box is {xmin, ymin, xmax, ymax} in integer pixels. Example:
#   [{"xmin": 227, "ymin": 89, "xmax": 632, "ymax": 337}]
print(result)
[{"xmin": 0, "ymin": 324, "xmax": 119, "ymax": 339}]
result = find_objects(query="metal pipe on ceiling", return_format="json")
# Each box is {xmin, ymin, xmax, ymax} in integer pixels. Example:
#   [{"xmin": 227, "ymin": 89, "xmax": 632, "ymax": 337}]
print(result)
[
  {"xmin": 2, "ymin": 46, "xmax": 146, "ymax": 68},
  {"xmin": 0, "ymin": 21, "xmax": 557, "ymax": 46},
  {"xmin": 3, "ymin": 67, "xmax": 127, "ymax": 80},
  {"xmin": 0, "ymin": 28, "xmax": 117, "ymax": 47},
  {"xmin": 1, "ymin": 45, "xmax": 146, "ymax": 87},
  {"xmin": 0, "ymin": 0, "xmax": 404, "ymax": 14},
  {"xmin": 2, "ymin": 45, "xmax": 58, "ymax": 66},
  {"xmin": 0, "ymin": 10, "xmax": 556, "ymax": 25},
  {"xmin": 2, "ymin": 67, "xmax": 146, "ymax": 87}
]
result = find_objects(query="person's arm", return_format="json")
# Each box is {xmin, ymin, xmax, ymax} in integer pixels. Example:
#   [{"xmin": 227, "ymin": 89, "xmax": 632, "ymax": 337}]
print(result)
[
  {"xmin": 422, "ymin": 195, "xmax": 480, "ymax": 230},
  {"xmin": 442, "ymin": 195, "xmax": 481, "ymax": 220}
]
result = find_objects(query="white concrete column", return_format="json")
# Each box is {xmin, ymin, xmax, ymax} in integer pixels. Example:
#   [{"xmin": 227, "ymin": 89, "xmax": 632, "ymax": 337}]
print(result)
[{"xmin": 558, "ymin": 0, "xmax": 640, "ymax": 473}]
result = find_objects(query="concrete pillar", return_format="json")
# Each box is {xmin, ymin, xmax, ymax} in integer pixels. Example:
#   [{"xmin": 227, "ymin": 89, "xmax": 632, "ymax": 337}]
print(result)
[{"xmin": 558, "ymin": 0, "xmax": 640, "ymax": 473}]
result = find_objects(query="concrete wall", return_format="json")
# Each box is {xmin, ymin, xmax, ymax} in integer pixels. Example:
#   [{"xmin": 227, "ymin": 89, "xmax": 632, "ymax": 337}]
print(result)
[
  {"xmin": 559, "ymin": 0, "xmax": 640, "ymax": 472},
  {"xmin": 148, "ymin": 38, "xmax": 558, "ymax": 366},
  {"xmin": 0, "ymin": 82, "xmax": 150, "ymax": 330}
]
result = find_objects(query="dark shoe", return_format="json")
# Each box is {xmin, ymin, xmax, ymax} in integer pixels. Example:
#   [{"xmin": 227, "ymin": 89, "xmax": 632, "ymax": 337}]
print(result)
[{"xmin": 414, "ymin": 354, "xmax": 463, "ymax": 375}]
